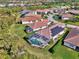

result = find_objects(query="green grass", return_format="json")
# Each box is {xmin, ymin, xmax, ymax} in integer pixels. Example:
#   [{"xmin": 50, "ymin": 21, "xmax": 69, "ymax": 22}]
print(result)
[
  {"xmin": 27, "ymin": 5, "xmax": 51, "ymax": 10},
  {"xmin": 52, "ymin": 32, "xmax": 79, "ymax": 59},
  {"xmin": 65, "ymin": 21, "xmax": 79, "ymax": 26},
  {"xmin": 9, "ymin": 24, "xmax": 26, "ymax": 38}
]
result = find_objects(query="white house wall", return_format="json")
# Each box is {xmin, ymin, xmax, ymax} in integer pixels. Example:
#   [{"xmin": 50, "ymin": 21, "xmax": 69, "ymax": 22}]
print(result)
[
  {"xmin": 22, "ymin": 21, "xmax": 33, "ymax": 24},
  {"xmin": 64, "ymin": 42, "xmax": 76, "ymax": 49},
  {"xmin": 62, "ymin": 18, "xmax": 70, "ymax": 20}
]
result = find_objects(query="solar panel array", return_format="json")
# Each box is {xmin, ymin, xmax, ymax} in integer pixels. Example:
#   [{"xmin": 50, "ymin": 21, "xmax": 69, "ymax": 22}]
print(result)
[{"xmin": 51, "ymin": 26, "xmax": 64, "ymax": 36}]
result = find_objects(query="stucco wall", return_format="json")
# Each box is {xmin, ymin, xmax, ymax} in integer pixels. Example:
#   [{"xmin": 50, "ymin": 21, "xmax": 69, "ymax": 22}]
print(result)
[{"xmin": 64, "ymin": 42, "xmax": 76, "ymax": 49}]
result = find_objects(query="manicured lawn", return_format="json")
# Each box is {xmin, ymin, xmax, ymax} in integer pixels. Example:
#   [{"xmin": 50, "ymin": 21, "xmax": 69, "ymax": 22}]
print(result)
[
  {"xmin": 52, "ymin": 33, "xmax": 79, "ymax": 59},
  {"xmin": 64, "ymin": 21, "xmax": 79, "ymax": 26}
]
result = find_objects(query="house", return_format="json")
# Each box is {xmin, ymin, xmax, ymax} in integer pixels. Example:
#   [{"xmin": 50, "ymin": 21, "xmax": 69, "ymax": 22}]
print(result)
[
  {"xmin": 35, "ymin": 9, "xmax": 50, "ymax": 15},
  {"xmin": 25, "ymin": 23, "xmax": 65, "ymax": 48},
  {"xmin": 69, "ymin": 10, "xmax": 79, "ymax": 15},
  {"xmin": 61, "ymin": 13, "xmax": 73, "ymax": 20},
  {"xmin": 0, "ymin": 4, "xmax": 6, "ymax": 7},
  {"xmin": 20, "ymin": 10, "xmax": 32, "ymax": 18},
  {"xmin": 28, "ymin": 19, "xmax": 50, "ymax": 31},
  {"xmin": 37, "ymin": 27, "xmax": 51, "ymax": 40},
  {"xmin": 28, "ymin": 34, "xmax": 50, "ymax": 48},
  {"xmin": 50, "ymin": 25, "xmax": 65, "ymax": 42},
  {"xmin": 53, "ymin": 8, "xmax": 65, "ymax": 14},
  {"xmin": 20, "ymin": 10, "xmax": 31, "ymax": 15},
  {"xmin": 64, "ymin": 29, "xmax": 79, "ymax": 51},
  {"xmin": 20, "ymin": 14, "xmax": 42, "ymax": 24}
]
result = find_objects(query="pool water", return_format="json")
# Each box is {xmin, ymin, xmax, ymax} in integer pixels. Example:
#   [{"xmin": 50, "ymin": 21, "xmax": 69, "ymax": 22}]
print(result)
[{"xmin": 30, "ymin": 37, "xmax": 42, "ymax": 46}]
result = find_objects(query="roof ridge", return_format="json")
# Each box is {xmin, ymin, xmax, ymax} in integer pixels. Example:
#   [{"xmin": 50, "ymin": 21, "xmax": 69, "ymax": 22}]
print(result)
[{"xmin": 64, "ymin": 34, "xmax": 79, "ymax": 42}]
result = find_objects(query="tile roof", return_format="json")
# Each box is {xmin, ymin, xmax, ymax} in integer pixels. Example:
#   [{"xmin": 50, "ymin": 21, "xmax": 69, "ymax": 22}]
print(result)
[
  {"xmin": 65, "ymin": 29, "xmax": 79, "ymax": 39},
  {"xmin": 29, "ymin": 19, "xmax": 49, "ymax": 29},
  {"xmin": 36, "ymin": 9, "xmax": 50, "ymax": 12},
  {"xmin": 37, "ymin": 27, "xmax": 51, "ymax": 39},
  {"xmin": 64, "ymin": 29, "xmax": 79, "ymax": 46},
  {"xmin": 20, "ymin": 14, "xmax": 42, "ymax": 22},
  {"xmin": 62, "ymin": 13, "xmax": 73, "ymax": 18},
  {"xmin": 20, "ymin": 10, "xmax": 31, "ymax": 14},
  {"xmin": 69, "ymin": 10, "xmax": 79, "ymax": 14}
]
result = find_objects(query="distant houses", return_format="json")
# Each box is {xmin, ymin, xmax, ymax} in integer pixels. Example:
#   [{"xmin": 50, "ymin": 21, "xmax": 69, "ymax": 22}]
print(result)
[
  {"xmin": 69, "ymin": 10, "xmax": 79, "ymax": 15},
  {"xmin": 20, "ymin": 13, "xmax": 51, "ymax": 31},
  {"xmin": 63, "ymin": 29, "xmax": 79, "ymax": 51},
  {"xmin": 20, "ymin": 10, "xmax": 32, "ymax": 17},
  {"xmin": 28, "ymin": 19, "xmax": 50, "ymax": 31},
  {"xmin": 61, "ymin": 13, "xmax": 73, "ymax": 20},
  {"xmin": 35, "ymin": 9, "xmax": 50, "ymax": 15},
  {"xmin": 54, "ymin": 10, "xmax": 79, "ymax": 21}
]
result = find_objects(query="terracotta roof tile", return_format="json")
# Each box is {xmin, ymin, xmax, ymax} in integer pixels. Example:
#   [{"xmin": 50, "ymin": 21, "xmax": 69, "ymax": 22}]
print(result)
[
  {"xmin": 37, "ymin": 27, "xmax": 51, "ymax": 39},
  {"xmin": 36, "ymin": 9, "xmax": 50, "ymax": 12},
  {"xmin": 30, "ymin": 19, "xmax": 48, "ymax": 29},
  {"xmin": 62, "ymin": 13, "xmax": 73, "ymax": 18},
  {"xmin": 64, "ymin": 29, "xmax": 79, "ymax": 46},
  {"xmin": 20, "ymin": 14, "xmax": 42, "ymax": 21},
  {"xmin": 69, "ymin": 10, "xmax": 79, "ymax": 14}
]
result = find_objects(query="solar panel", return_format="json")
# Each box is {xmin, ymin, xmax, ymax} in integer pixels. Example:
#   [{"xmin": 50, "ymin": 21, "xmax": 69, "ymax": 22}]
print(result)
[{"xmin": 51, "ymin": 26, "xmax": 64, "ymax": 36}]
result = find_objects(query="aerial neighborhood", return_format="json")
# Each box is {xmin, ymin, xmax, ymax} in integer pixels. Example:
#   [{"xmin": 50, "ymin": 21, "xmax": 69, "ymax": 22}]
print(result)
[{"xmin": 0, "ymin": 0, "xmax": 79, "ymax": 59}]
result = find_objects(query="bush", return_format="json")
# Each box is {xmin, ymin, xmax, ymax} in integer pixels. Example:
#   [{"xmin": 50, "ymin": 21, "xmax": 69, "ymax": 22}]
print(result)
[{"xmin": 53, "ymin": 14, "xmax": 61, "ymax": 20}]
